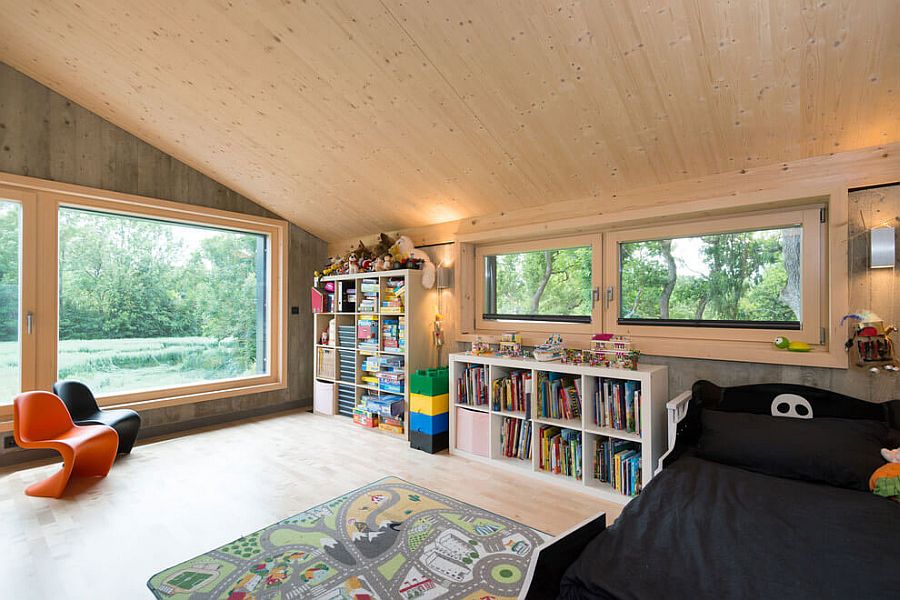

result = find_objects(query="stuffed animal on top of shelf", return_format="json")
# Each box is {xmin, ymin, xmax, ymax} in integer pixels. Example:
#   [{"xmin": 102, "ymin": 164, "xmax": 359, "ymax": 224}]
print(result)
[{"xmin": 389, "ymin": 235, "xmax": 436, "ymax": 288}]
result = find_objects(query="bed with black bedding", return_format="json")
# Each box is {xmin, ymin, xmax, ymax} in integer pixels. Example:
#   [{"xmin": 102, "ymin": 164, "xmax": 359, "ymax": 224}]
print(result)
[{"xmin": 540, "ymin": 381, "xmax": 900, "ymax": 600}]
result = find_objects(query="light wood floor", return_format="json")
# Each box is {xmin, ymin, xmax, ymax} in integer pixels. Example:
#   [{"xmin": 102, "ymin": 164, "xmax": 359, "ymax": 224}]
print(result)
[{"xmin": 0, "ymin": 410, "xmax": 621, "ymax": 599}]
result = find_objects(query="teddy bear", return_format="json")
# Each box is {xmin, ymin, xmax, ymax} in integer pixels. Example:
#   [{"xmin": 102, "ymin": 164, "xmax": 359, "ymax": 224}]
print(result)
[
  {"xmin": 389, "ymin": 235, "xmax": 436, "ymax": 288},
  {"xmin": 882, "ymin": 447, "xmax": 900, "ymax": 463}
]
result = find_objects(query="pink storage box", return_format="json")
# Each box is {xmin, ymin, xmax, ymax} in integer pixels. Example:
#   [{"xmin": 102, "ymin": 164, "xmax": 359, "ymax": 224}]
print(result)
[{"xmin": 456, "ymin": 407, "xmax": 489, "ymax": 457}]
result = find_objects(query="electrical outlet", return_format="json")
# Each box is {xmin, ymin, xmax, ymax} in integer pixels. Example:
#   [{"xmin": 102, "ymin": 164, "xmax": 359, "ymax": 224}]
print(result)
[{"xmin": 3, "ymin": 435, "xmax": 17, "ymax": 450}]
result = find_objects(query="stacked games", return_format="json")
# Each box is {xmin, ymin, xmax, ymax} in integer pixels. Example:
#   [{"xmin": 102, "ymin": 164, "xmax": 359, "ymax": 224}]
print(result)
[
  {"xmin": 358, "ymin": 278, "xmax": 379, "ymax": 313},
  {"xmin": 357, "ymin": 315, "xmax": 379, "ymax": 351},
  {"xmin": 538, "ymin": 426, "xmax": 582, "ymax": 479},
  {"xmin": 381, "ymin": 277, "xmax": 405, "ymax": 313},
  {"xmin": 594, "ymin": 438, "xmax": 642, "ymax": 496},
  {"xmin": 382, "ymin": 317, "xmax": 402, "ymax": 354},
  {"xmin": 410, "ymin": 368, "xmax": 450, "ymax": 454}
]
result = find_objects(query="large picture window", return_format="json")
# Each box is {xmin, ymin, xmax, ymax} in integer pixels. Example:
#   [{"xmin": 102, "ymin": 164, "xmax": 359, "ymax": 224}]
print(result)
[
  {"xmin": 58, "ymin": 208, "xmax": 268, "ymax": 394},
  {"xmin": 605, "ymin": 207, "xmax": 825, "ymax": 343},
  {"xmin": 619, "ymin": 225, "xmax": 802, "ymax": 328},
  {"xmin": 0, "ymin": 175, "xmax": 287, "ymax": 416}
]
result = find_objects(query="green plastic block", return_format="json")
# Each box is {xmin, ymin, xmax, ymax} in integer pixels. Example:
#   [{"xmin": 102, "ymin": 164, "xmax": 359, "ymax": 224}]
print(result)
[{"xmin": 410, "ymin": 368, "xmax": 449, "ymax": 396}]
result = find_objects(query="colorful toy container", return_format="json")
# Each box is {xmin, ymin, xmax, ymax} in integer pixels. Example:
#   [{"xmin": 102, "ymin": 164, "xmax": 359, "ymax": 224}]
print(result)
[{"xmin": 409, "ymin": 367, "xmax": 450, "ymax": 454}]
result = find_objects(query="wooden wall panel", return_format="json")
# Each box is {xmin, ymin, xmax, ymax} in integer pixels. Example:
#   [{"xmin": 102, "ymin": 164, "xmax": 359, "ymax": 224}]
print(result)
[{"xmin": 0, "ymin": 63, "xmax": 328, "ymax": 465}]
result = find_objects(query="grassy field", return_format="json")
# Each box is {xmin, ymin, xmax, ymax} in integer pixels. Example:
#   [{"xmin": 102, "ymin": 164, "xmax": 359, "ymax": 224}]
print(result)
[{"xmin": 0, "ymin": 336, "xmax": 256, "ymax": 402}]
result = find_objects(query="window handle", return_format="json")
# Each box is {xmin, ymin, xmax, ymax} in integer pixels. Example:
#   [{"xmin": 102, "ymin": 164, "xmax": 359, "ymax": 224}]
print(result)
[
  {"xmin": 606, "ymin": 286, "xmax": 614, "ymax": 309},
  {"xmin": 25, "ymin": 311, "xmax": 33, "ymax": 335},
  {"xmin": 592, "ymin": 287, "xmax": 601, "ymax": 308}
]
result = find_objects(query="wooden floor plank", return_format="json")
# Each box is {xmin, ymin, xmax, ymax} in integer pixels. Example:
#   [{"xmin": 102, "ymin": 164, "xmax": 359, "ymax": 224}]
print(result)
[{"xmin": 0, "ymin": 410, "xmax": 620, "ymax": 599}]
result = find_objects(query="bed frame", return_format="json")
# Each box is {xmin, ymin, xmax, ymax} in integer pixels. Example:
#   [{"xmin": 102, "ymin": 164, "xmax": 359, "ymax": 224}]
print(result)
[{"xmin": 519, "ymin": 380, "xmax": 900, "ymax": 600}]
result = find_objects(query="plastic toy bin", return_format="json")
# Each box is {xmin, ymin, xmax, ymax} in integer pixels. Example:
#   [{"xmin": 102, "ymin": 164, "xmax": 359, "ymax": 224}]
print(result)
[{"xmin": 455, "ymin": 407, "xmax": 489, "ymax": 457}]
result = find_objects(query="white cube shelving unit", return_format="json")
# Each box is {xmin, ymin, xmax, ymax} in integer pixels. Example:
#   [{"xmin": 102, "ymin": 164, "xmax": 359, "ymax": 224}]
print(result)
[{"xmin": 449, "ymin": 352, "xmax": 668, "ymax": 505}]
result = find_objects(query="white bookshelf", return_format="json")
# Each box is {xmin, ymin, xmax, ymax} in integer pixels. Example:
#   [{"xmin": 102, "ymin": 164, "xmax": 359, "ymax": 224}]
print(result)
[
  {"xmin": 312, "ymin": 269, "xmax": 436, "ymax": 439},
  {"xmin": 449, "ymin": 352, "xmax": 668, "ymax": 505}
]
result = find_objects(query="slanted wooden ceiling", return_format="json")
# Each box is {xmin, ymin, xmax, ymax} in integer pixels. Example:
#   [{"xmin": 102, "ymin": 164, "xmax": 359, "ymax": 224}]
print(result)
[{"xmin": 0, "ymin": 1, "xmax": 898, "ymax": 241}]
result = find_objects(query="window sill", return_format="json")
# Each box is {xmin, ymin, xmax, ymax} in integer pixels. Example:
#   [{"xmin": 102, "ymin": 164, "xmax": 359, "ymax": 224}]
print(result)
[
  {"xmin": 0, "ymin": 380, "xmax": 287, "ymax": 431},
  {"xmin": 456, "ymin": 331, "xmax": 848, "ymax": 369}
]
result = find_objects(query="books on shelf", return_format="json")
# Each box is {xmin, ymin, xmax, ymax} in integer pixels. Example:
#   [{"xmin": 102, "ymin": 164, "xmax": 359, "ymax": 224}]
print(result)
[
  {"xmin": 457, "ymin": 365, "xmax": 488, "ymax": 407},
  {"xmin": 537, "ymin": 372, "xmax": 582, "ymax": 421},
  {"xmin": 357, "ymin": 315, "xmax": 379, "ymax": 351},
  {"xmin": 593, "ymin": 438, "xmax": 642, "ymax": 496},
  {"xmin": 499, "ymin": 417, "xmax": 532, "ymax": 461},
  {"xmin": 491, "ymin": 370, "xmax": 532, "ymax": 417},
  {"xmin": 358, "ymin": 278, "xmax": 379, "ymax": 313},
  {"xmin": 593, "ymin": 379, "xmax": 641, "ymax": 434},
  {"xmin": 538, "ymin": 426, "xmax": 582, "ymax": 479},
  {"xmin": 381, "ymin": 276, "xmax": 405, "ymax": 313}
]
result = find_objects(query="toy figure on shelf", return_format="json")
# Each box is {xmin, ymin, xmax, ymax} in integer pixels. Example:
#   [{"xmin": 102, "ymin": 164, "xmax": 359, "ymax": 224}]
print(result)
[
  {"xmin": 470, "ymin": 337, "xmax": 492, "ymax": 356},
  {"xmin": 841, "ymin": 312, "xmax": 899, "ymax": 372},
  {"xmin": 497, "ymin": 332, "xmax": 523, "ymax": 358},
  {"xmin": 587, "ymin": 333, "xmax": 640, "ymax": 370},
  {"xmin": 533, "ymin": 334, "xmax": 564, "ymax": 362}
]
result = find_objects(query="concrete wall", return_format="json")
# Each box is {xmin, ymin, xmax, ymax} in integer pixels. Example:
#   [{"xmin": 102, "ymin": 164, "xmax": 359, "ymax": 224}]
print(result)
[{"xmin": 0, "ymin": 62, "xmax": 328, "ymax": 465}]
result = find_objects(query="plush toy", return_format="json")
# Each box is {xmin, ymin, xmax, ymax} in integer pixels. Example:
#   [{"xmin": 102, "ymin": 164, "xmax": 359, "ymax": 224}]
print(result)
[
  {"xmin": 348, "ymin": 254, "xmax": 359, "ymax": 274},
  {"xmin": 870, "ymin": 449, "xmax": 900, "ymax": 500},
  {"xmin": 389, "ymin": 235, "xmax": 436, "ymax": 288},
  {"xmin": 883, "ymin": 447, "xmax": 900, "ymax": 463},
  {"xmin": 773, "ymin": 336, "xmax": 811, "ymax": 352}
]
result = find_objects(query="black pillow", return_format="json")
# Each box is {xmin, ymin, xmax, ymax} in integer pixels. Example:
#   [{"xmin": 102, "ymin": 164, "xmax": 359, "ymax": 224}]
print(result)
[{"xmin": 697, "ymin": 409, "xmax": 892, "ymax": 491}]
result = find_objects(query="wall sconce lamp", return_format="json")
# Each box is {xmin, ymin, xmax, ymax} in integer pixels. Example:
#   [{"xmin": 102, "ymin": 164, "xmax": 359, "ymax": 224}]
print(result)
[
  {"xmin": 870, "ymin": 226, "xmax": 895, "ymax": 269},
  {"xmin": 436, "ymin": 265, "xmax": 454, "ymax": 289}
]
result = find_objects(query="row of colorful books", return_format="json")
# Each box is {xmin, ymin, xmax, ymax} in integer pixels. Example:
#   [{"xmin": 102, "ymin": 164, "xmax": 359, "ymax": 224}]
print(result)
[
  {"xmin": 538, "ymin": 426, "xmax": 582, "ymax": 479},
  {"xmin": 537, "ymin": 372, "xmax": 582, "ymax": 421},
  {"xmin": 381, "ymin": 277, "xmax": 405, "ymax": 313},
  {"xmin": 491, "ymin": 370, "xmax": 532, "ymax": 415},
  {"xmin": 594, "ymin": 438, "xmax": 642, "ymax": 496},
  {"xmin": 593, "ymin": 379, "xmax": 641, "ymax": 434},
  {"xmin": 499, "ymin": 417, "xmax": 531, "ymax": 461},
  {"xmin": 457, "ymin": 365, "xmax": 488, "ymax": 406}
]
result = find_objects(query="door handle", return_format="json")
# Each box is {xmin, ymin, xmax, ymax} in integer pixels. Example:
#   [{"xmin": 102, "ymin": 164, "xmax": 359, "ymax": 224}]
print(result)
[{"xmin": 25, "ymin": 311, "xmax": 33, "ymax": 335}]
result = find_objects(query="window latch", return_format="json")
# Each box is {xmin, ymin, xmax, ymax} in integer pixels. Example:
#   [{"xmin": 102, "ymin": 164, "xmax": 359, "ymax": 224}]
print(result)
[
  {"xmin": 592, "ymin": 287, "xmax": 601, "ymax": 307},
  {"xmin": 605, "ymin": 286, "xmax": 614, "ymax": 308},
  {"xmin": 25, "ymin": 311, "xmax": 33, "ymax": 335}
]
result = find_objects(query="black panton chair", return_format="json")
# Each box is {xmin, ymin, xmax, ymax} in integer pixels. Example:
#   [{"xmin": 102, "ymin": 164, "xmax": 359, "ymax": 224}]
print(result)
[{"xmin": 52, "ymin": 380, "xmax": 142, "ymax": 455}]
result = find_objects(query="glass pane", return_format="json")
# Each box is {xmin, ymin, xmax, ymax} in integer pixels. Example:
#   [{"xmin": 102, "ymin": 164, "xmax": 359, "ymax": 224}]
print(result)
[
  {"xmin": 58, "ymin": 207, "xmax": 267, "ymax": 395},
  {"xmin": 0, "ymin": 201, "xmax": 21, "ymax": 403},
  {"xmin": 484, "ymin": 246, "xmax": 592, "ymax": 320},
  {"xmin": 620, "ymin": 226, "xmax": 801, "ymax": 325}
]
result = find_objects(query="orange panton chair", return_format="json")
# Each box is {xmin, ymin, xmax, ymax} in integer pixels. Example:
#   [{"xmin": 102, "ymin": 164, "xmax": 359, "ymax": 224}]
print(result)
[{"xmin": 13, "ymin": 391, "xmax": 118, "ymax": 498}]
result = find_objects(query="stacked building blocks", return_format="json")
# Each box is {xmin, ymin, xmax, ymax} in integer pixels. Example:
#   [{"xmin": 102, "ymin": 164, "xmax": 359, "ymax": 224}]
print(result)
[{"xmin": 409, "ymin": 368, "xmax": 450, "ymax": 454}]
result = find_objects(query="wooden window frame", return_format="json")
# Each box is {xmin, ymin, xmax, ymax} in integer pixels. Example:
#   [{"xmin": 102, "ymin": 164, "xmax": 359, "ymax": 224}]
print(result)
[
  {"xmin": 603, "ymin": 207, "xmax": 824, "ymax": 344},
  {"xmin": 0, "ymin": 171, "xmax": 288, "ymax": 422},
  {"xmin": 475, "ymin": 234, "xmax": 602, "ymax": 334}
]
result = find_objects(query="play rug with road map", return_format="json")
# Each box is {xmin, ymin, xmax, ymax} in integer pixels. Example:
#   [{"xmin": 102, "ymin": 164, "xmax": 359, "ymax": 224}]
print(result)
[{"xmin": 147, "ymin": 476, "xmax": 550, "ymax": 599}]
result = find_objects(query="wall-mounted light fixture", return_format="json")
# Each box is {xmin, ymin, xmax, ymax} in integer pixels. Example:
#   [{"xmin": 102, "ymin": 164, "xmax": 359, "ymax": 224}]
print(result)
[
  {"xmin": 870, "ymin": 226, "xmax": 895, "ymax": 269},
  {"xmin": 436, "ymin": 265, "xmax": 454, "ymax": 289}
]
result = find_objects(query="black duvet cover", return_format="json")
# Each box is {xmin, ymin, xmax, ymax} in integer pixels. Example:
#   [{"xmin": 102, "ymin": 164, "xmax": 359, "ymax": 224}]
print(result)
[{"xmin": 559, "ymin": 454, "xmax": 900, "ymax": 600}]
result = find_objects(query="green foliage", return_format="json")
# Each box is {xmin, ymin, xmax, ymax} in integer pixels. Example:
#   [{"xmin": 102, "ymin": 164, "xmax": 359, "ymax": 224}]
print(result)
[
  {"xmin": 493, "ymin": 246, "xmax": 591, "ymax": 317},
  {"xmin": 0, "ymin": 203, "xmax": 19, "ymax": 342},
  {"xmin": 620, "ymin": 228, "xmax": 800, "ymax": 323}
]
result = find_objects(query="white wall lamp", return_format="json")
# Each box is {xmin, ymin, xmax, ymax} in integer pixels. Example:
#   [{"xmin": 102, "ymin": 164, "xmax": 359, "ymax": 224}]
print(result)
[{"xmin": 870, "ymin": 226, "xmax": 895, "ymax": 269}]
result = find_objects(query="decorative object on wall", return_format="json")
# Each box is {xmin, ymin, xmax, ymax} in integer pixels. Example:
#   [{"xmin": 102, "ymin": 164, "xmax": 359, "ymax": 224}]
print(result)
[
  {"xmin": 147, "ymin": 477, "xmax": 548, "ymax": 599},
  {"xmin": 870, "ymin": 226, "xmax": 895, "ymax": 269},
  {"xmin": 840, "ymin": 312, "xmax": 899, "ymax": 372}
]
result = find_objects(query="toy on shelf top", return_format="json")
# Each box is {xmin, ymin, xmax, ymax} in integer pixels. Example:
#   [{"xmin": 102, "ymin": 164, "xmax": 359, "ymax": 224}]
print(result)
[
  {"xmin": 469, "ymin": 337, "xmax": 493, "ymax": 356},
  {"xmin": 560, "ymin": 333, "xmax": 640, "ymax": 370},
  {"xmin": 496, "ymin": 332, "xmax": 524, "ymax": 358},
  {"xmin": 314, "ymin": 233, "xmax": 436, "ymax": 288},
  {"xmin": 532, "ymin": 334, "xmax": 564, "ymax": 362}
]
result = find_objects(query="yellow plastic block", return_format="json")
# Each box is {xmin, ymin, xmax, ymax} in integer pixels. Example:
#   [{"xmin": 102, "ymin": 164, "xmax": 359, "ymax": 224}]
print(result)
[{"xmin": 410, "ymin": 393, "xmax": 449, "ymax": 416}]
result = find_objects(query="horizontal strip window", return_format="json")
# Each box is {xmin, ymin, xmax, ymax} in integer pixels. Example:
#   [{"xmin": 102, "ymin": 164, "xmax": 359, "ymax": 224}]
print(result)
[{"xmin": 617, "ymin": 318, "xmax": 801, "ymax": 330}]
